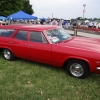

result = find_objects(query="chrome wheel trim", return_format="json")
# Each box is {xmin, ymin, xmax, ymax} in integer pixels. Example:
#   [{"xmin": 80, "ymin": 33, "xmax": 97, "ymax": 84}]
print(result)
[
  {"xmin": 70, "ymin": 63, "xmax": 84, "ymax": 77},
  {"xmin": 4, "ymin": 49, "xmax": 11, "ymax": 59}
]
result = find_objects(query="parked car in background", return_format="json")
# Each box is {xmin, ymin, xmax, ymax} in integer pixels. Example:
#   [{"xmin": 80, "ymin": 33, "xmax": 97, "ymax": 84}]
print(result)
[
  {"xmin": 0, "ymin": 20, "xmax": 9, "ymax": 25},
  {"xmin": 0, "ymin": 25, "xmax": 100, "ymax": 79}
]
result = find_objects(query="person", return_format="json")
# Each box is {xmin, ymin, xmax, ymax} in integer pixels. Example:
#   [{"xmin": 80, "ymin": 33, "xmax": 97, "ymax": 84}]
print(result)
[
  {"xmin": 63, "ymin": 20, "xmax": 67, "ymax": 28},
  {"xmin": 67, "ymin": 22, "xmax": 70, "ymax": 28},
  {"xmin": 37, "ymin": 21, "xmax": 41, "ymax": 25},
  {"xmin": 43, "ymin": 21, "xmax": 46, "ymax": 25},
  {"xmin": 89, "ymin": 22, "xmax": 93, "ymax": 28},
  {"xmin": 73, "ymin": 21, "xmax": 77, "ymax": 35},
  {"xmin": 58, "ymin": 19, "xmax": 63, "ymax": 27},
  {"xmin": 29, "ymin": 21, "xmax": 32, "ymax": 24},
  {"xmin": 97, "ymin": 22, "xmax": 100, "ymax": 28},
  {"xmin": 93, "ymin": 22, "xmax": 97, "ymax": 28},
  {"xmin": 40, "ymin": 19, "xmax": 45, "ymax": 25},
  {"xmin": 73, "ymin": 22, "xmax": 77, "ymax": 28},
  {"xmin": 36, "ymin": 20, "xmax": 41, "ymax": 25},
  {"xmin": 47, "ymin": 19, "xmax": 52, "ymax": 25},
  {"xmin": 0, "ymin": 23, "xmax": 2, "ymax": 26},
  {"xmin": 51, "ymin": 18, "xmax": 58, "ymax": 25},
  {"xmin": 24, "ymin": 20, "xmax": 27, "ymax": 24}
]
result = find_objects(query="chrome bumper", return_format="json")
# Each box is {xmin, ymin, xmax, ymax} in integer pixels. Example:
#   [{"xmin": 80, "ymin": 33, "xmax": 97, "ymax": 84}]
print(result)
[{"xmin": 96, "ymin": 67, "xmax": 100, "ymax": 70}]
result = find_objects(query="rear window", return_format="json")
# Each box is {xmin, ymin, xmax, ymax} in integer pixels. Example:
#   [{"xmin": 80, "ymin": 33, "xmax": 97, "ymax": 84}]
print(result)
[{"xmin": 0, "ymin": 29, "xmax": 14, "ymax": 37}]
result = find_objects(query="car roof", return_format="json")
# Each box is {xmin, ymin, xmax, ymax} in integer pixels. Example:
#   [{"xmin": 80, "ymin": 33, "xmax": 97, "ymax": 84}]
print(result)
[{"xmin": 0, "ymin": 24, "xmax": 59, "ymax": 31}]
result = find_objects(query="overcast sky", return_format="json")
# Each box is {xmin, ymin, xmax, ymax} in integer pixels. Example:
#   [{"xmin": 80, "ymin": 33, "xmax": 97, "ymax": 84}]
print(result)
[{"xmin": 30, "ymin": 0, "xmax": 99, "ymax": 19}]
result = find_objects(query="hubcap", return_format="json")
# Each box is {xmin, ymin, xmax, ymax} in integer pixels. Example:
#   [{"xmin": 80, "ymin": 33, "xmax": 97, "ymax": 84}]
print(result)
[
  {"xmin": 4, "ymin": 49, "xmax": 11, "ymax": 59},
  {"xmin": 70, "ymin": 63, "xmax": 84, "ymax": 77}
]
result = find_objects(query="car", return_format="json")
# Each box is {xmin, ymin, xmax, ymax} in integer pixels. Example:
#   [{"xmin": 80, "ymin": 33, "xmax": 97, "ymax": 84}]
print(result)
[
  {"xmin": 0, "ymin": 20, "xmax": 9, "ymax": 25},
  {"xmin": 0, "ymin": 24, "xmax": 100, "ymax": 79}
]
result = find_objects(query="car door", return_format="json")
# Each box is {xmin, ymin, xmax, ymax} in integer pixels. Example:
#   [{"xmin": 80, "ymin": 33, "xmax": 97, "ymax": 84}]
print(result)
[
  {"xmin": 9, "ymin": 30, "xmax": 29, "ymax": 59},
  {"xmin": 28, "ymin": 31, "xmax": 52, "ymax": 64},
  {"xmin": 0, "ymin": 29, "xmax": 14, "ymax": 48}
]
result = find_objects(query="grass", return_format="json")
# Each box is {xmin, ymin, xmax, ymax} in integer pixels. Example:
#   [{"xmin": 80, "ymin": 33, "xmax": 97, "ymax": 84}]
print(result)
[{"xmin": 0, "ymin": 54, "xmax": 100, "ymax": 100}]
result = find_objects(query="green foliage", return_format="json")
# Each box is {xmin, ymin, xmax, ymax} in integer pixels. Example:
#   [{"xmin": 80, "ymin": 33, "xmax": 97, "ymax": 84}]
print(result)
[
  {"xmin": 76, "ymin": 17, "xmax": 83, "ymax": 20},
  {"xmin": 22, "ymin": 0, "xmax": 34, "ymax": 15},
  {"xmin": 0, "ymin": 0, "xmax": 34, "ymax": 17},
  {"xmin": 93, "ymin": 18, "xmax": 100, "ymax": 21},
  {"xmin": 76, "ymin": 17, "xmax": 100, "ymax": 21}
]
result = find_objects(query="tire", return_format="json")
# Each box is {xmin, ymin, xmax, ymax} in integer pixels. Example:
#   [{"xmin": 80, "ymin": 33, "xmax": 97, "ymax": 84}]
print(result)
[
  {"xmin": 2, "ymin": 49, "xmax": 15, "ymax": 61},
  {"xmin": 66, "ymin": 60, "xmax": 89, "ymax": 79}
]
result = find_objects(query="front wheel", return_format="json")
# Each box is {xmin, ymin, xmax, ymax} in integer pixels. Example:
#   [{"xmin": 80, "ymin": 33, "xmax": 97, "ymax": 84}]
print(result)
[
  {"xmin": 66, "ymin": 60, "xmax": 89, "ymax": 79},
  {"xmin": 2, "ymin": 49, "xmax": 15, "ymax": 61}
]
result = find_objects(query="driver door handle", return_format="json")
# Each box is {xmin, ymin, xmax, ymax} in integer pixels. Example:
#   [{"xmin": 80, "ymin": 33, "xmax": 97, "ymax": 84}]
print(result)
[
  {"xmin": 28, "ymin": 44, "xmax": 31, "ymax": 47},
  {"xmin": 8, "ymin": 42, "xmax": 13, "ymax": 44}
]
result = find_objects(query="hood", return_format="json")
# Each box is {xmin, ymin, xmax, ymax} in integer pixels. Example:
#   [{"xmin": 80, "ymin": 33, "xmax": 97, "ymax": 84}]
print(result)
[{"xmin": 59, "ymin": 36, "xmax": 100, "ymax": 53}]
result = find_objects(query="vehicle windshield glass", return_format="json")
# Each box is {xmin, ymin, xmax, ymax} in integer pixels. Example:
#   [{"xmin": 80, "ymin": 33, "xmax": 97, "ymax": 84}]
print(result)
[{"xmin": 45, "ymin": 28, "xmax": 72, "ymax": 43}]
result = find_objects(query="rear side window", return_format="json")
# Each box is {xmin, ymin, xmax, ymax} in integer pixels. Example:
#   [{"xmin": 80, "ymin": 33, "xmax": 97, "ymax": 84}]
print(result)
[
  {"xmin": 0, "ymin": 29, "xmax": 14, "ymax": 37},
  {"xmin": 14, "ymin": 31, "xmax": 27, "ymax": 41}
]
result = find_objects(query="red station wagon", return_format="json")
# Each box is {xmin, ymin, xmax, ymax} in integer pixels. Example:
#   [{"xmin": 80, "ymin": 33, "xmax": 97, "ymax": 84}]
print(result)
[{"xmin": 0, "ymin": 24, "xmax": 100, "ymax": 79}]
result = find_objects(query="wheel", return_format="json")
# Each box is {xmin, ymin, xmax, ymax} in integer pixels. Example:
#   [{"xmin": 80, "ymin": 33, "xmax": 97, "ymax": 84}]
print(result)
[
  {"xmin": 2, "ymin": 49, "xmax": 15, "ymax": 61},
  {"xmin": 66, "ymin": 60, "xmax": 89, "ymax": 79}
]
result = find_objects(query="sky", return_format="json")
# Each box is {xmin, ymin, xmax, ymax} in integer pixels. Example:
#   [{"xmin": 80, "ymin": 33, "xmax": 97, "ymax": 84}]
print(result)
[{"xmin": 30, "ymin": 0, "xmax": 100, "ymax": 19}]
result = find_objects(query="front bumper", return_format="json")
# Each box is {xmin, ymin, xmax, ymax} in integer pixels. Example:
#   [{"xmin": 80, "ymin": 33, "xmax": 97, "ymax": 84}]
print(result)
[
  {"xmin": 96, "ymin": 67, "xmax": 100, "ymax": 70},
  {"xmin": 95, "ymin": 67, "xmax": 100, "ymax": 74}
]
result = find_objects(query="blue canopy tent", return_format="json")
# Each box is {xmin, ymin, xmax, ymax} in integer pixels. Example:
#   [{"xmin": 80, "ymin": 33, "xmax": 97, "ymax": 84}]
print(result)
[
  {"xmin": 7, "ymin": 10, "xmax": 38, "ymax": 20},
  {"xmin": 0, "ymin": 16, "xmax": 6, "ymax": 20}
]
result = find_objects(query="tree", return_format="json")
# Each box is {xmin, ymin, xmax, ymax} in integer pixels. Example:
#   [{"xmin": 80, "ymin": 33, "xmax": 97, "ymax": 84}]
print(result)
[
  {"xmin": 0, "ymin": 0, "xmax": 34, "ymax": 17},
  {"xmin": 76, "ymin": 17, "xmax": 83, "ymax": 20},
  {"xmin": 84, "ymin": 18, "xmax": 87, "ymax": 20},
  {"xmin": 93, "ymin": 18, "xmax": 97, "ymax": 21},
  {"xmin": 22, "ymin": 0, "xmax": 34, "ymax": 15}
]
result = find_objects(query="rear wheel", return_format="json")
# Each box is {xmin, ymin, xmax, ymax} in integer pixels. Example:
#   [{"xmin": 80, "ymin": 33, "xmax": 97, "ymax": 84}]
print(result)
[
  {"xmin": 66, "ymin": 60, "xmax": 89, "ymax": 79},
  {"xmin": 2, "ymin": 49, "xmax": 15, "ymax": 61}
]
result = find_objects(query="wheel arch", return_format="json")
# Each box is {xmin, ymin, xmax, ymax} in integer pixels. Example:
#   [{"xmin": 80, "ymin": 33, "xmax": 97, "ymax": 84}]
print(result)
[
  {"xmin": 62, "ymin": 57, "xmax": 90, "ymax": 71},
  {"xmin": 1, "ymin": 47, "xmax": 16, "ymax": 61},
  {"xmin": 0, "ymin": 47, "xmax": 13, "ymax": 52}
]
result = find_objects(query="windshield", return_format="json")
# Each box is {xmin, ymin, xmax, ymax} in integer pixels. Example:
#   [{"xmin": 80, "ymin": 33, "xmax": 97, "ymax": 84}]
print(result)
[{"xmin": 45, "ymin": 28, "xmax": 72, "ymax": 43}]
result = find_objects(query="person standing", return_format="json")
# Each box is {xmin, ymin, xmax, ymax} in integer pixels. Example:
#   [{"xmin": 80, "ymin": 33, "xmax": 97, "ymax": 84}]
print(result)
[
  {"xmin": 51, "ymin": 18, "xmax": 58, "ymax": 25},
  {"xmin": 58, "ymin": 19, "xmax": 63, "ymax": 27},
  {"xmin": 97, "ymin": 22, "xmax": 100, "ymax": 28}
]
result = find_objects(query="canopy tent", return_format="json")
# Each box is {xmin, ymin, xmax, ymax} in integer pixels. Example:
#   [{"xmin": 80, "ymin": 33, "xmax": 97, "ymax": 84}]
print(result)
[
  {"xmin": 7, "ymin": 10, "xmax": 38, "ymax": 20},
  {"xmin": 0, "ymin": 16, "xmax": 6, "ymax": 20}
]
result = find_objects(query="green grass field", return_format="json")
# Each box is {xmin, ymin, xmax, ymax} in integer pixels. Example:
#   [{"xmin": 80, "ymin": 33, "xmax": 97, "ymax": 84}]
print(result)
[{"xmin": 0, "ymin": 54, "xmax": 100, "ymax": 100}]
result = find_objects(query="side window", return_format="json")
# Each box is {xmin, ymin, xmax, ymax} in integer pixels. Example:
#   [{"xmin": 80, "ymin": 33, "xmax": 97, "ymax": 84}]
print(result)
[
  {"xmin": 14, "ymin": 31, "xmax": 27, "ymax": 41},
  {"xmin": 30, "ymin": 31, "xmax": 47, "ymax": 43},
  {"xmin": 0, "ymin": 29, "xmax": 14, "ymax": 37}
]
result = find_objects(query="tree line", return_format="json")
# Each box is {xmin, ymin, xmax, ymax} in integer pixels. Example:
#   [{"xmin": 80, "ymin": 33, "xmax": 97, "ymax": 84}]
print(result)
[
  {"xmin": 0, "ymin": 0, "xmax": 34, "ymax": 17},
  {"xmin": 76, "ymin": 17, "xmax": 100, "ymax": 21}
]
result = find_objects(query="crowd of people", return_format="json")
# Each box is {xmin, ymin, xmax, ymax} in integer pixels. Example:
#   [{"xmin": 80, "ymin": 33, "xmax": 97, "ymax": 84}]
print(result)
[
  {"xmin": 0, "ymin": 18, "xmax": 67, "ymax": 27},
  {"xmin": 1, "ymin": 18, "xmax": 100, "ymax": 30},
  {"xmin": 22, "ymin": 18, "xmax": 65, "ymax": 27},
  {"xmin": 77, "ymin": 21, "xmax": 100, "ymax": 29}
]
